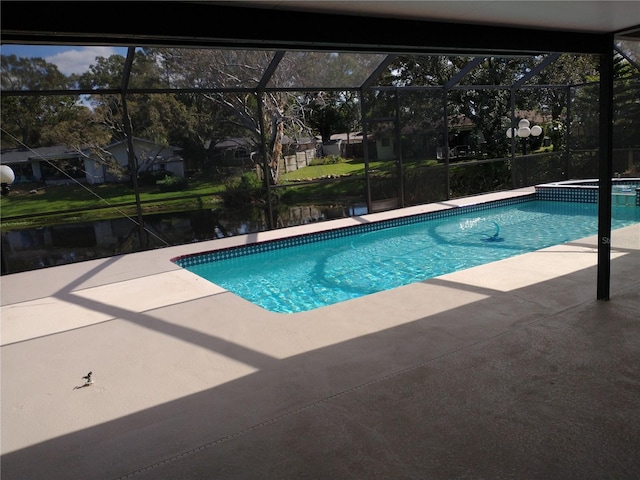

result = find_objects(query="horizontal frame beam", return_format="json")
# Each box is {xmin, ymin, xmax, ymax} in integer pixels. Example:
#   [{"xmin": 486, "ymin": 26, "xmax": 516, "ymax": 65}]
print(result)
[{"xmin": 1, "ymin": 2, "xmax": 613, "ymax": 56}]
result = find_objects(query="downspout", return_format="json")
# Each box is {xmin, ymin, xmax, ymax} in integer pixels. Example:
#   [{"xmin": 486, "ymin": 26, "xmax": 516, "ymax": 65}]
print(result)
[{"xmin": 597, "ymin": 36, "xmax": 614, "ymax": 300}]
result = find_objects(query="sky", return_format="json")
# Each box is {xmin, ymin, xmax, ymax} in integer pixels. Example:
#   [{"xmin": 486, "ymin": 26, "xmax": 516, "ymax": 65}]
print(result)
[{"xmin": 0, "ymin": 45, "xmax": 127, "ymax": 76}]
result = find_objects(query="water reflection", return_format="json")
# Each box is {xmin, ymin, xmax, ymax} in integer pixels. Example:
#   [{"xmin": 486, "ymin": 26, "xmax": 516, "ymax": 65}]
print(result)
[{"xmin": 1, "ymin": 203, "xmax": 368, "ymax": 274}]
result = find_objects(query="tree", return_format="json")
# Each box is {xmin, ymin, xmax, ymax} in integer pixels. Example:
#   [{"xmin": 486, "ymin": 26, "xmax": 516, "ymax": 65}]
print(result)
[
  {"xmin": 76, "ymin": 53, "xmax": 187, "ymax": 145},
  {"xmin": 450, "ymin": 57, "xmax": 540, "ymax": 158},
  {"xmin": 531, "ymin": 54, "xmax": 599, "ymax": 151},
  {"xmin": 379, "ymin": 55, "xmax": 535, "ymax": 158},
  {"xmin": 150, "ymin": 48, "xmax": 339, "ymax": 184},
  {"xmin": 1, "ymin": 55, "xmax": 81, "ymax": 148},
  {"xmin": 75, "ymin": 52, "xmax": 197, "ymax": 177},
  {"xmin": 612, "ymin": 52, "xmax": 640, "ymax": 149},
  {"xmin": 48, "ymin": 105, "xmax": 104, "ymax": 144},
  {"xmin": 305, "ymin": 91, "xmax": 358, "ymax": 144},
  {"xmin": 152, "ymin": 50, "xmax": 267, "ymax": 153}
]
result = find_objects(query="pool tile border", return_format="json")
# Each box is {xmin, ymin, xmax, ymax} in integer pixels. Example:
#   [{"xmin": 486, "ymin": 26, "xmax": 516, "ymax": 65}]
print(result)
[
  {"xmin": 535, "ymin": 178, "xmax": 640, "ymax": 205},
  {"xmin": 172, "ymin": 195, "xmax": 535, "ymax": 268}
]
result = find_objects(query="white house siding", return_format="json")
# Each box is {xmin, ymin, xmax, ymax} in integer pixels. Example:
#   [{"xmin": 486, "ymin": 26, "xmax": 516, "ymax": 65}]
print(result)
[
  {"xmin": 164, "ymin": 159, "xmax": 184, "ymax": 178},
  {"xmin": 97, "ymin": 138, "xmax": 184, "ymax": 184},
  {"xmin": 30, "ymin": 162, "xmax": 43, "ymax": 183},
  {"xmin": 376, "ymin": 138, "xmax": 396, "ymax": 160},
  {"xmin": 84, "ymin": 159, "xmax": 104, "ymax": 184},
  {"xmin": 322, "ymin": 140, "xmax": 342, "ymax": 157}
]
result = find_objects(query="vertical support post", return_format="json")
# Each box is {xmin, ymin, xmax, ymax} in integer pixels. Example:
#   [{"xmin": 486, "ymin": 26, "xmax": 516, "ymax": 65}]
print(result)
[
  {"xmin": 442, "ymin": 89, "xmax": 450, "ymax": 199},
  {"xmin": 361, "ymin": 89, "xmax": 372, "ymax": 212},
  {"xmin": 394, "ymin": 88, "xmax": 404, "ymax": 207},
  {"xmin": 564, "ymin": 85, "xmax": 572, "ymax": 180},
  {"xmin": 121, "ymin": 47, "xmax": 147, "ymax": 249},
  {"xmin": 597, "ymin": 37, "xmax": 614, "ymax": 300},
  {"xmin": 522, "ymin": 136, "xmax": 529, "ymax": 186},
  {"xmin": 509, "ymin": 89, "xmax": 517, "ymax": 188}
]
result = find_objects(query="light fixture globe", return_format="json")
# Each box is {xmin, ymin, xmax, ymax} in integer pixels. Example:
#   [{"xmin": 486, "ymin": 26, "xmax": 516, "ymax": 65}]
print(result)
[
  {"xmin": 518, "ymin": 119, "xmax": 530, "ymax": 129},
  {"xmin": 531, "ymin": 125, "xmax": 543, "ymax": 137},
  {"xmin": 506, "ymin": 128, "xmax": 516, "ymax": 138},
  {"xmin": 0, "ymin": 165, "xmax": 15, "ymax": 184},
  {"xmin": 517, "ymin": 126, "xmax": 531, "ymax": 138}
]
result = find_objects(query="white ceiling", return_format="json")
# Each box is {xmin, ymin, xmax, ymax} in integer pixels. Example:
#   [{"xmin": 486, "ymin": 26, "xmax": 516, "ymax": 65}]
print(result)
[{"xmin": 225, "ymin": 1, "xmax": 640, "ymax": 35}]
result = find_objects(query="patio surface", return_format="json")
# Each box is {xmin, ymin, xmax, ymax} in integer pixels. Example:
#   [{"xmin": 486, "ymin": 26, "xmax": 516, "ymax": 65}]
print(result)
[{"xmin": 2, "ymin": 190, "xmax": 640, "ymax": 479}]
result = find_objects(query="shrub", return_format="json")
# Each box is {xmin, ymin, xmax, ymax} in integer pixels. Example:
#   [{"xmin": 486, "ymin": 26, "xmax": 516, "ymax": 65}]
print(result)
[
  {"xmin": 157, "ymin": 175, "xmax": 189, "ymax": 192},
  {"xmin": 222, "ymin": 172, "xmax": 269, "ymax": 208},
  {"xmin": 139, "ymin": 170, "xmax": 169, "ymax": 186},
  {"xmin": 309, "ymin": 155, "xmax": 346, "ymax": 166}
]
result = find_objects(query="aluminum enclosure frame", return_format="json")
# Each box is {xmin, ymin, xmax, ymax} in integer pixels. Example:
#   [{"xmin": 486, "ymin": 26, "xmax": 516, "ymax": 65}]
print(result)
[{"xmin": 1, "ymin": 1, "xmax": 636, "ymax": 300}]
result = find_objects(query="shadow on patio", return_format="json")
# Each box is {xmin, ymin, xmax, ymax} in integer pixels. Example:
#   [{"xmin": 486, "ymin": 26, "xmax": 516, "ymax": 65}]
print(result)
[{"xmin": 2, "ymin": 228, "xmax": 639, "ymax": 480}]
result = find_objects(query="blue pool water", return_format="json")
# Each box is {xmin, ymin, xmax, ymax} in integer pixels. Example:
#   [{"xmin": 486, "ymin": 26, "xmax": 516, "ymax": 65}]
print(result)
[{"xmin": 175, "ymin": 200, "xmax": 639, "ymax": 313}]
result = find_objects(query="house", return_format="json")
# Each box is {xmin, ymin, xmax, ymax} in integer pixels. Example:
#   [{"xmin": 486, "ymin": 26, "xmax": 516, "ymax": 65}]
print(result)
[
  {"xmin": 0, "ymin": 137, "xmax": 184, "ymax": 185},
  {"xmin": 210, "ymin": 136, "xmax": 322, "ymax": 173},
  {"xmin": 284, "ymin": 136, "xmax": 320, "ymax": 155},
  {"xmin": 366, "ymin": 122, "xmax": 401, "ymax": 161},
  {"xmin": 209, "ymin": 138, "xmax": 256, "ymax": 167},
  {"xmin": 0, "ymin": 144, "xmax": 86, "ymax": 184},
  {"xmin": 99, "ymin": 138, "xmax": 184, "ymax": 183},
  {"xmin": 326, "ymin": 132, "xmax": 366, "ymax": 158},
  {"xmin": 370, "ymin": 116, "xmax": 488, "ymax": 162}
]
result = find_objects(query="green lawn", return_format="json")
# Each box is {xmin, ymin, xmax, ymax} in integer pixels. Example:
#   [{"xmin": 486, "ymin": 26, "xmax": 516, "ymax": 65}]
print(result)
[
  {"xmin": 280, "ymin": 158, "xmax": 391, "ymax": 181},
  {"xmin": 0, "ymin": 159, "xmax": 386, "ymax": 216},
  {"xmin": 0, "ymin": 157, "xmax": 437, "ymax": 230},
  {"xmin": 0, "ymin": 180, "xmax": 227, "ymax": 229},
  {"xmin": 1, "ymin": 180, "xmax": 225, "ymax": 217}
]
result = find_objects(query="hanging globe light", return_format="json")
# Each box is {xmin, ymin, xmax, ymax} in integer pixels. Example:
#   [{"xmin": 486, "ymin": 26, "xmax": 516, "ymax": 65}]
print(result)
[
  {"xmin": 0, "ymin": 165, "xmax": 15, "ymax": 184},
  {"xmin": 0, "ymin": 165, "xmax": 15, "ymax": 197}
]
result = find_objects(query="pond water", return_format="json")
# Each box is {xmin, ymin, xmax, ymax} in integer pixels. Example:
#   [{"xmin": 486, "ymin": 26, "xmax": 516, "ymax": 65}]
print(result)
[{"xmin": 1, "ymin": 203, "xmax": 366, "ymax": 274}]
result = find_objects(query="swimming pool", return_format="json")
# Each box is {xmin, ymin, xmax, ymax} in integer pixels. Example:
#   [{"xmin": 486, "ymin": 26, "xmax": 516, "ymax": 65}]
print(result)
[{"xmin": 173, "ymin": 196, "xmax": 639, "ymax": 313}]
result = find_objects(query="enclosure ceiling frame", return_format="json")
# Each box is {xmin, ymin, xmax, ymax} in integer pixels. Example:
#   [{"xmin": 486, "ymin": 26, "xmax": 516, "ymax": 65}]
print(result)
[
  {"xmin": 2, "ymin": 1, "xmax": 635, "ymax": 302},
  {"xmin": 512, "ymin": 53, "xmax": 562, "ymax": 89},
  {"xmin": 444, "ymin": 58, "xmax": 486, "ymax": 90},
  {"xmin": 615, "ymin": 47, "xmax": 640, "ymax": 73},
  {"xmin": 0, "ymin": 2, "xmax": 615, "ymax": 56},
  {"xmin": 257, "ymin": 51, "xmax": 286, "ymax": 91}
]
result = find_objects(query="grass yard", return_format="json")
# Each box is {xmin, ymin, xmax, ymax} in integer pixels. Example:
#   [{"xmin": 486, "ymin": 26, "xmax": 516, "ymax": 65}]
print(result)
[
  {"xmin": 280, "ymin": 157, "xmax": 391, "ymax": 181},
  {"xmin": 0, "ymin": 156, "xmax": 440, "ymax": 229},
  {"xmin": 0, "ymin": 179, "xmax": 227, "ymax": 229}
]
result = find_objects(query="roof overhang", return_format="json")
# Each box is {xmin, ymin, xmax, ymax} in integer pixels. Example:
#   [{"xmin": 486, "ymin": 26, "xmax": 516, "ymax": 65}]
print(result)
[{"xmin": 2, "ymin": 1, "xmax": 635, "ymax": 56}]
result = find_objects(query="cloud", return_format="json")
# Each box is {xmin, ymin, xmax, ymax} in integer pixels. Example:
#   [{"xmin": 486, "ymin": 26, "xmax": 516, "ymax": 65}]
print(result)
[{"xmin": 45, "ymin": 47, "xmax": 120, "ymax": 76}]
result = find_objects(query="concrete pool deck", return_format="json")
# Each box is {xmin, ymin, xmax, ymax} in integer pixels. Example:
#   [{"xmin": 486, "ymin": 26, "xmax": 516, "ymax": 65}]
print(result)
[{"xmin": 2, "ymin": 189, "xmax": 640, "ymax": 479}]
